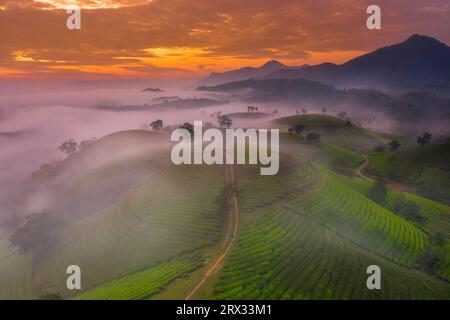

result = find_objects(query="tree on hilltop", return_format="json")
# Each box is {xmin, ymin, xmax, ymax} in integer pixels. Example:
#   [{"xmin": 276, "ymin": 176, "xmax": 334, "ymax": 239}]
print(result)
[
  {"xmin": 180, "ymin": 122, "xmax": 194, "ymax": 135},
  {"xmin": 306, "ymin": 132, "xmax": 321, "ymax": 143},
  {"xmin": 417, "ymin": 132, "xmax": 432, "ymax": 145},
  {"xmin": 388, "ymin": 139, "xmax": 401, "ymax": 151},
  {"xmin": 217, "ymin": 115, "xmax": 232, "ymax": 128},
  {"xmin": 58, "ymin": 139, "xmax": 78, "ymax": 155},
  {"xmin": 151, "ymin": 119, "xmax": 163, "ymax": 131}
]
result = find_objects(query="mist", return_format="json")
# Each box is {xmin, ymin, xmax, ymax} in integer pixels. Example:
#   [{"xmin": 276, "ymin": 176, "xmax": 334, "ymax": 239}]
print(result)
[
  {"xmin": 0, "ymin": 81, "xmax": 277, "ymax": 223},
  {"xmin": 2, "ymin": 79, "xmax": 447, "ymax": 228}
]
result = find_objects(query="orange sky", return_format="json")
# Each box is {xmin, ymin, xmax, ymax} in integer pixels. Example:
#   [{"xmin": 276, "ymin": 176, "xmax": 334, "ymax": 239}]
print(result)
[{"xmin": 0, "ymin": 0, "xmax": 449, "ymax": 80}]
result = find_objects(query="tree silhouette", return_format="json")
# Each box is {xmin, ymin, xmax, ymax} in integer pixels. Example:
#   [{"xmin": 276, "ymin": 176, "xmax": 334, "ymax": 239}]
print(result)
[
  {"xmin": 151, "ymin": 119, "xmax": 163, "ymax": 131},
  {"xmin": 306, "ymin": 132, "xmax": 321, "ymax": 143},
  {"xmin": 417, "ymin": 132, "xmax": 433, "ymax": 145},
  {"xmin": 217, "ymin": 115, "xmax": 232, "ymax": 128},
  {"xmin": 290, "ymin": 125, "xmax": 305, "ymax": 135},
  {"xmin": 388, "ymin": 139, "xmax": 401, "ymax": 151},
  {"xmin": 58, "ymin": 139, "xmax": 78, "ymax": 155},
  {"xmin": 180, "ymin": 122, "xmax": 194, "ymax": 135}
]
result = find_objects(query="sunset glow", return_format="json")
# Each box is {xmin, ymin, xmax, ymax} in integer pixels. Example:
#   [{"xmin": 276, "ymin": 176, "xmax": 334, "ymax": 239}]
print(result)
[{"xmin": 1, "ymin": 0, "xmax": 449, "ymax": 79}]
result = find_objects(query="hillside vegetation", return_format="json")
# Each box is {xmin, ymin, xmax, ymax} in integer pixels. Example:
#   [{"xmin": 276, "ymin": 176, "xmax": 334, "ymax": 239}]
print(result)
[
  {"xmin": 0, "ymin": 130, "xmax": 225, "ymax": 299},
  {"xmin": 275, "ymin": 114, "xmax": 408, "ymax": 152},
  {"xmin": 367, "ymin": 144, "xmax": 450, "ymax": 204},
  {"xmin": 320, "ymin": 142, "xmax": 363, "ymax": 168},
  {"xmin": 1, "ymin": 125, "xmax": 449, "ymax": 300},
  {"xmin": 207, "ymin": 163, "xmax": 450, "ymax": 299}
]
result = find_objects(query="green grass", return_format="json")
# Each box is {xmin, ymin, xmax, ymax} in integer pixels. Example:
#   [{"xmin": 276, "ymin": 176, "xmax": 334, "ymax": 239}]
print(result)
[
  {"xmin": 213, "ymin": 207, "xmax": 449, "ymax": 299},
  {"xmin": 0, "ymin": 131, "xmax": 226, "ymax": 299},
  {"xmin": 0, "ymin": 236, "xmax": 35, "ymax": 300},
  {"xmin": 274, "ymin": 114, "xmax": 405, "ymax": 152},
  {"xmin": 322, "ymin": 173, "xmax": 450, "ymax": 237},
  {"xmin": 275, "ymin": 114, "xmax": 350, "ymax": 128},
  {"xmin": 33, "ymin": 164, "xmax": 225, "ymax": 297},
  {"xmin": 2, "ymin": 128, "xmax": 449, "ymax": 300},
  {"xmin": 333, "ymin": 174, "xmax": 450, "ymax": 281},
  {"xmin": 401, "ymin": 144, "xmax": 450, "ymax": 171},
  {"xmin": 368, "ymin": 148, "xmax": 450, "ymax": 204},
  {"xmin": 387, "ymin": 193, "xmax": 450, "ymax": 235},
  {"xmin": 226, "ymin": 112, "xmax": 270, "ymax": 119},
  {"xmin": 288, "ymin": 166, "xmax": 428, "ymax": 266},
  {"xmin": 76, "ymin": 257, "xmax": 202, "ymax": 300},
  {"xmin": 209, "ymin": 164, "xmax": 450, "ymax": 299},
  {"xmin": 236, "ymin": 154, "xmax": 318, "ymax": 215},
  {"xmin": 279, "ymin": 133, "xmax": 341, "ymax": 169},
  {"xmin": 320, "ymin": 142, "xmax": 363, "ymax": 168}
]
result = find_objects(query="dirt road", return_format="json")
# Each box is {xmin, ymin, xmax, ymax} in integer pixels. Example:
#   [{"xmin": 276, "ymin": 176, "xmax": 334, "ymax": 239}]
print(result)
[
  {"xmin": 185, "ymin": 164, "xmax": 239, "ymax": 300},
  {"xmin": 354, "ymin": 154, "xmax": 374, "ymax": 182}
]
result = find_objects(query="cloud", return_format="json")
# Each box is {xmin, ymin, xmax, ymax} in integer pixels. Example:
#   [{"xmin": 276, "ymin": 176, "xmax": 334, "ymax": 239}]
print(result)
[{"xmin": 0, "ymin": 0, "xmax": 449, "ymax": 79}]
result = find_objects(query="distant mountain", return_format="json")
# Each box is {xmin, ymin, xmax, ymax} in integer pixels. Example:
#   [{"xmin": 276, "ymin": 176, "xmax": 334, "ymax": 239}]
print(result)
[
  {"xmin": 142, "ymin": 87, "xmax": 163, "ymax": 92},
  {"xmin": 263, "ymin": 35, "xmax": 450, "ymax": 89},
  {"xmin": 199, "ymin": 60, "xmax": 307, "ymax": 86},
  {"xmin": 197, "ymin": 78, "xmax": 336, "ymax": 99},
  {"xmin": 0, "ymin": 130, "xmax": 31, "ymax": 138},
  {"xmin": 197, "ymin": 78, "xmax": 450, "ymax": 126}
]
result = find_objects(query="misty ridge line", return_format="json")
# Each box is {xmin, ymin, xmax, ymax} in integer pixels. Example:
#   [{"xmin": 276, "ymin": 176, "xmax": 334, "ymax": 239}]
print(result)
[{"xmin": 171, "ymin": 121, "xmax": 279, "ymax": 175}]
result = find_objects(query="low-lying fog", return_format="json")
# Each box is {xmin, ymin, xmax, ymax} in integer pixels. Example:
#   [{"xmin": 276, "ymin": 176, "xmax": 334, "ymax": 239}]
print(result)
[
  {"xmin": 0, "ymin": 82, "xmax": 269, "ymax": 213},
  {"xmin": 0, "ymin": 81, "xmax": 444, "ymax": 222}
]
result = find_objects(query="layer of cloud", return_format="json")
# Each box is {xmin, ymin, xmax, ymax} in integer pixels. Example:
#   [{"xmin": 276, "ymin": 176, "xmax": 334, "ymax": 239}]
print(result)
[{"xmin": 0, "ymin": 0, "xmax": 449, "ymax": 79}]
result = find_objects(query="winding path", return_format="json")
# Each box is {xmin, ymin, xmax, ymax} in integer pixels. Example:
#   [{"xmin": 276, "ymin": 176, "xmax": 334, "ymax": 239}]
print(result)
[
  {"xmin": 185, "ymin": 164, "xmax": 239, "ymax": 300},
  {"xmin": 354, "ymin": 154, "xmax": 373, "ymax": 182}
]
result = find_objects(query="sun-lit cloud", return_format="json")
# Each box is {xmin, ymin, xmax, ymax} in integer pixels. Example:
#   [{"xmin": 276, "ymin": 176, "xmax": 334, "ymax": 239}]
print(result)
[
  {"xmin": 13, "ymin": 50, "xmax": 52, "ymax": 63},
  {"xmin": 33, "ymin": 0, "xmax": 152, "ymax": 10},
  {"xmin": 0, "ymin": 0, "xmax": 449, "ymax": 80}
]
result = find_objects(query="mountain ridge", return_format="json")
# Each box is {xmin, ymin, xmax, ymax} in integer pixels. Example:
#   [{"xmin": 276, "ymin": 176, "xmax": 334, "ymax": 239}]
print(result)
[
  {"xmin": 198, "ymin": 60, "xmax": 307, "ymax": 86},
  {"xmin": 262, "ymin": 34, "xmax": 450, "ymax": 88}
]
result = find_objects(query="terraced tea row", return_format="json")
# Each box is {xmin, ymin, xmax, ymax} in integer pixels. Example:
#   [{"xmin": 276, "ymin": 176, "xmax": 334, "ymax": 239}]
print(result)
[
  {"xmin": 335, "ymin": 175, "xmax": 450, "ymax": 234},
  {"xmin": 237, "ymin": 156, "xmax": 319, "ymax": 214},
  {"xmin": 33, "ymin": 164, "xmax": 225, "ymax": 297},
  {"xmin": 286, "ymin": 167, "xmax": 427, "ymax": 266},
  {"xmin": 275, "ymin": 114, "xmax": 388, "ymax": 152},
  {"xmin": 387, "ymin": 192, "xmax": 450, "ymax": 235},
  {"xmin": 320, "ymin": 142, "xmax": 363, "ymax": 168},
  {"xmin": 76, "ymin": 256, "xmax": 202, "ymax": 300},
  {"xmin": 331, "ymin": 174, "xmax": 450, "ymax": 281},
  {"xmin": 368, "ymin": 151, "xmax": 450, "ymax": 205},
  {"xmin": 213, "ymin": 207, "xmax": 449, "ymax": 299},
  {"xmin": 0, "ymin": 238, "xmax": 35, "ymax": 300}
]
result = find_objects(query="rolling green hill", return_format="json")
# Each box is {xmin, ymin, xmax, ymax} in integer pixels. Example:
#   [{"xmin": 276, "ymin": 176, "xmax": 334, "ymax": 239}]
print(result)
[
  {"xmin": 367, "ymin": 144, "xmax": 450, "ymax": 204},
  {"xmin": 225, "ymin": 112, "xmax": 271, "ymax": 119},
  {"xmin": 274, "ymin": 114, "xmax": 413, "ymax": 152},
  {"xmin": 400, "ymin": 144, "xmax": 450, "ymax": 171},
  {"xmin": 206, "ymin": 164, "xmax": 450, "ymax": 299},
  {"xmin": 76, "ymin": 257, "xmax": 202, "ymax": 300},
  {"xmin": 0, "ymin": 130, "xmax": 225, "ymax": 299},
  {"xmin": 1, "ymin": 128, "xmax": 449, "ymax": 300},
  {"xmin": 319, "ymin": 142, "xmax": 363, "ymax": 168},
  {"xmin": 331, "ymin": 174, "xmax": 450, "ymax": 281}
]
